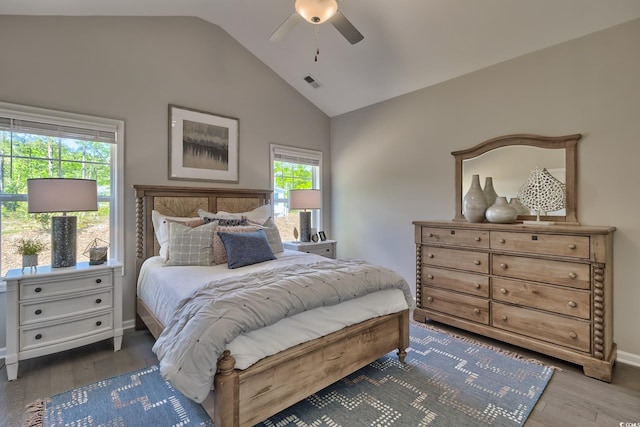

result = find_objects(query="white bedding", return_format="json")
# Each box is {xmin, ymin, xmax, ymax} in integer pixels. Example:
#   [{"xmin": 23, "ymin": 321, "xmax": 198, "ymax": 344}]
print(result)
[{"xmin": 138, "ymin": 250, "xmax": 411, "ymax": 370}]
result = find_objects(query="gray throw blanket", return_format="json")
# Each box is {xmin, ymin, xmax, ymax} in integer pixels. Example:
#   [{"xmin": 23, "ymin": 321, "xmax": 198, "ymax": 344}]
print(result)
[{"xmin": 153, "ymin": 259, "xmax": 413, "ymax": 402}]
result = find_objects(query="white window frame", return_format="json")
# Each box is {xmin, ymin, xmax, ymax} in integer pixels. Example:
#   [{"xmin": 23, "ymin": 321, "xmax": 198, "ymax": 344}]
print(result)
[
  {"xmin": 0, "ymin": 101, "xmax": 125, "ymax": 277},
  {"xmin": 270, "ymin": 144, "xmax": 323, "ymax": 231}
]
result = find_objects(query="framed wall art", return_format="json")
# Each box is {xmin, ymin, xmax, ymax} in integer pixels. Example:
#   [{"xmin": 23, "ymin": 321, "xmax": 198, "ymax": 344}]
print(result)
[{"xmin": 169, "ymin": 104, "xmax": 239, "ymax": 182}]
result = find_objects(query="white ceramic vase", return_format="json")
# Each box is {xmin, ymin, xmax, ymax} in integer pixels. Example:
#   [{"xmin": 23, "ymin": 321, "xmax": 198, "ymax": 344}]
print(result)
[
  {"xmin": 486, "ymin": 196, "xmax": 518, "ymax": 224},
  {"xmin": 463, "ymin": 174, "xmax": 488, "ymax": 223},
  {"xmin": 483, "ymin": 177, "xmax": 498, "ymax": 208},
  {"xmin": 509, "ymin": 197, "xmax": 530, "ymax": 216}
]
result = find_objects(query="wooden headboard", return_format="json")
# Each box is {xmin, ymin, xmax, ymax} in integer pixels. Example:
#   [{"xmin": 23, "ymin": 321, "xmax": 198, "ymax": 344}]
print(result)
[{"xmin": 133, "ymin": 185, "xmax": 272, "ymax": 272}]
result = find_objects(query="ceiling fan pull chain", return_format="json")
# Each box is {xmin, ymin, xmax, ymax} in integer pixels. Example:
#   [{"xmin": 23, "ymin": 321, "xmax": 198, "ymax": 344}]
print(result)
[{"xmin": 314, "ymin": 25, "xmax": 320, "ymax": 62}]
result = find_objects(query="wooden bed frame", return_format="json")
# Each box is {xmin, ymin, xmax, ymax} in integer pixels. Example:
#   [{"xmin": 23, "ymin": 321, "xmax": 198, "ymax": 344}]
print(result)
[{"xmin": 133, "ymin": 185, "xmax": 410, "ymax": 427}]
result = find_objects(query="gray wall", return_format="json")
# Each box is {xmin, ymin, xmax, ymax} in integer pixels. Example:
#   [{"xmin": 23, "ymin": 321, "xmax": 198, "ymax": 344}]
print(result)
[
  {"xmin": 331, "ymin": 18, "xmax": 640, "ymax": 361},
  {"xmin": 0, "ymin": 16, "xmax": 331, "ymax": 350}
]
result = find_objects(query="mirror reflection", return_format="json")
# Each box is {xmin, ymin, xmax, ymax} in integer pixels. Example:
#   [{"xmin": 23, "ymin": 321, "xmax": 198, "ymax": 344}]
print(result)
[{"xmin": 462, "ymin": 146, "xmax": 566, "ymax": 215}]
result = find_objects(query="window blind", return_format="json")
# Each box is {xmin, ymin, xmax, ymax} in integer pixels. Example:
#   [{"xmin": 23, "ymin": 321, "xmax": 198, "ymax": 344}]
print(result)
[
  {"xmin": 272, "ymin": 146, "xmax": 321, "ymax": 167},
  {"xmin": 0, "ymin": 117, "xmax": 116, "ymax": 144}
]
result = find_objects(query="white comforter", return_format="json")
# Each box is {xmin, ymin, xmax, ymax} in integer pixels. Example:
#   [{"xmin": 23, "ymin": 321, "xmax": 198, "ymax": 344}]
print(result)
[{"xmin": 138, "ymin": 251, "xmax": 413, "ymax": 402}]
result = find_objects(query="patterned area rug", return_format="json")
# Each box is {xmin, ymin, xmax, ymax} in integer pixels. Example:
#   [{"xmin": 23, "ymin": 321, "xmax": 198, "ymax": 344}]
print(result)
[{"xmin": 25, "ymin": 323, "xmax": 553, "ymax": 427}]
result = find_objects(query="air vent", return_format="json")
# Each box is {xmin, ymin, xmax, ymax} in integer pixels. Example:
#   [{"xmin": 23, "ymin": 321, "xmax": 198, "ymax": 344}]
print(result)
[{"xmin": 303, "ymin": 75, "xmax": 323, "ymax": 89}]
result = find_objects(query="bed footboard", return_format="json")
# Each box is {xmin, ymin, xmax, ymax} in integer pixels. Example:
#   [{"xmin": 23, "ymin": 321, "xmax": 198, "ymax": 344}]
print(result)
[{"xmin": 209, "ymin": 309, "xmax": 410, "ymax": 427}]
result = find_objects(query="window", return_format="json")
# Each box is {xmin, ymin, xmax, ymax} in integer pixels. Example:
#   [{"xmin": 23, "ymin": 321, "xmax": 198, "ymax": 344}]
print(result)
[
  {"xmin": 270, "ymin": 144, "xmax": 322, "ymax": 241},
  {"xmin": 0, "ymin": 102, "xmax": 124, "ymax": 277}
]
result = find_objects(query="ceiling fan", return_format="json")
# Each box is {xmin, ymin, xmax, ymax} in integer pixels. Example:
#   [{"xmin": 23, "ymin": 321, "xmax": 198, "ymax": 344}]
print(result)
[{"xmin": 269, "ymin": 0, "xmax": 364, "ymax": 45}]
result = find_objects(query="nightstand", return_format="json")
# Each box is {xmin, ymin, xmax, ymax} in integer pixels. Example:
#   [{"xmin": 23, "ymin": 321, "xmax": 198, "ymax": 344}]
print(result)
[
  {"xmin": 283, "ymin": 240, "xmax": 337, "ymax": 259},
  {"xmin": 3, "ymin": 260, "xmax": 123, "ymax": 381}
]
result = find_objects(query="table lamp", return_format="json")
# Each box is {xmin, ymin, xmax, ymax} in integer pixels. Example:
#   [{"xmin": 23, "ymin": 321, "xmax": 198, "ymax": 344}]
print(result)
[
  {"xmin": 27, "ymin": 178, "xmax": 98, "ymax": 268},
  {"xmin": 289, "ymin": 189, "xmax": 321, "ymax": 242}
]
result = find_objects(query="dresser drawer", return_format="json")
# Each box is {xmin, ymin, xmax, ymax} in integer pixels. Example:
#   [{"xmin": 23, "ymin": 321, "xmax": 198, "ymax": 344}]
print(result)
[
  {"xmin": 422, "ymin": 246, "xmax": 489, "ymax": 274},
  {"xmin": 492, "ymin": 278, "xmax": 590, "ymax": 319},
  {"xmin": 20, "ymin": 271, "xmax": 113, "ymax": 300},
  {"xmin": 421, "ymin": 227, "xmax": 489, "ymax": 248},
  {"xmin": 492, "ymin": 254, "xmax": 590, "ymax": 289},
  {"xmin": 21, "ymin": 289, "xmax": 113, "ymax": 325},
  {"xmin": 422, "ymin": 266, "xmax": 489, "ymax": 297},
  {"xmin": 492, "ymin": 303, "xmax": 590, "ymax": 352},
  {"xmin": 491, "ymin": 231, "xmax": 589, "ymax": 259},
  {"xmin": 422, "ymin": 287, "xmax": 489, "ymax": 324},
  {"xmin": 20, "ymin": 311, "xmax": 113, "ymax": 352}
]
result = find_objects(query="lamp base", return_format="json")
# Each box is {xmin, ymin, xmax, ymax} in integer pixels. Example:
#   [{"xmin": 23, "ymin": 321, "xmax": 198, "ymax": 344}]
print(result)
[
  {"xmin": 299, "ymin": 211, "xmax": 312, "ymax": 242},
  {"xmin": 52, "ymin": 216, "xmax": 77, "ymax": 268}
]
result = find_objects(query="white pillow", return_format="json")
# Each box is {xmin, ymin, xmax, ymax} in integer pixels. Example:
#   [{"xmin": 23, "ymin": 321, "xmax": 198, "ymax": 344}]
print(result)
[{"xmin": 151, "ymin": 210, "xmax": 202, "ymax": 259}]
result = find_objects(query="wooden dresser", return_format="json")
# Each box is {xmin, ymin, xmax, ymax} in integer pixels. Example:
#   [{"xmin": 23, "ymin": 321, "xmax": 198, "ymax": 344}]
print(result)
[{"xmin": 413, "ymin": 220, "xmax": 616, "ymax": 381}]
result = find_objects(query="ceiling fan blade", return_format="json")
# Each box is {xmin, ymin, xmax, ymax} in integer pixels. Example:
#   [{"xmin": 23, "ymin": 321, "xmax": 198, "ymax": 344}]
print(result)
[
  {"xmin": 329, "ymin": 10, "xmax": 364, "ymax": 44},
  {"xmin": 269, "ymin": 12, "xmax": 303, "ymax": 42}
]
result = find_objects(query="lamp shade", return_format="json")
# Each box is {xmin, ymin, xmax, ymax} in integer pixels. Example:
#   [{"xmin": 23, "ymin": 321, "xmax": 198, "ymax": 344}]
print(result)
[
  {"xmin": 27, "ymin": 178, "xmax": 98, "ymax": 213},
  {"xmin": 289, "ymin": 189, "xmax": 321, "ymax": 210},
  {"xmin": 295, "ymin": 0, "xmax": 338, "ymax": 24}
]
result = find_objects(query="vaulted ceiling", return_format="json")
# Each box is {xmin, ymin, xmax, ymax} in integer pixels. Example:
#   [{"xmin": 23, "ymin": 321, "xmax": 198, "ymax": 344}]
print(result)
[{"xmin": 3, "ymin": 0, "xmax": 640, "ymax": 117}]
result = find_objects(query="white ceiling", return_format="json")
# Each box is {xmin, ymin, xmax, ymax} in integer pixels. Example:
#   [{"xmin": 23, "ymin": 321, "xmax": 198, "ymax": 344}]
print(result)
[{"xmin": 3, "ymin": 0, "xmax": 640, "ymax": 117}]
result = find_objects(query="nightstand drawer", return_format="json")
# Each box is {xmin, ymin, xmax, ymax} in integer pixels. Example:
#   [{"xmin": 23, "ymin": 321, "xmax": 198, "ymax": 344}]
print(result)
[
  {"xmin": 21, "ymin": 289, "xmax": 113, "ymax": 324},
  {"xmin": 303, "ymin": 245, "xmax": 335, "ymax": 258},
  {"xmin": 20, "ymin": 271, "xmax": 112, "ymax": 300},
  {"xmin": 283, "ymin": 240, "xmax": 337, "ymax": 259},
  {"xmin": 20, "ymin": 311, "xmax": 113, "ymax": 352}
]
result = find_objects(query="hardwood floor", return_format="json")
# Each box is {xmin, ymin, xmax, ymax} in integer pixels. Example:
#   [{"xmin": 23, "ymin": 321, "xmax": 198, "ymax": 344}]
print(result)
[{"xmin": 1, "ymin": 325, "xmax": 639, "ymax": 426}]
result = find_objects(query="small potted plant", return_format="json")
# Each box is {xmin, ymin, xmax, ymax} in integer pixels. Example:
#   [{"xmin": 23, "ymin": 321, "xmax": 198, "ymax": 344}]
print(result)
[{"xmin": 15, "ymin": 237, "xmax": 46, "ymax": 272}]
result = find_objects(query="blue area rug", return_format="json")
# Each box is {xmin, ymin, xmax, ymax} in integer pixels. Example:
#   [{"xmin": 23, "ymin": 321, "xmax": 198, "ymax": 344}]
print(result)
[{"xmin": 26, "ymin": 323, "xmax": 553, "ymax": 426}]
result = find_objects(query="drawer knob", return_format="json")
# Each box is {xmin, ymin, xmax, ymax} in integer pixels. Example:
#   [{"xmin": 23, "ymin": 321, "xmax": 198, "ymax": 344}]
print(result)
[
  {"xmin": 427, "ymin": 296, "xmax": 433, "ymax": 302},
  {"xmin": 501, "ymin": 315, "xmax": 508, "ymax": 321},
  {"xmin": 473, "ymin": 283, "xmax": 481, "ymax": 289},
  {"xmin": 498, "ymin": 238, "xmax": 505, "ymax": 244},
  {"xmin": 35, "ymin": 287, "xmax": 42, "ymax": 293},
  {"xmin": 473, "ymin": 308, "xmax": 480, "ymax": 315},
  {"xmin": 568, "ymin": 301, "xmax": 577, "ymax": 308},
  {"xmin": 96, "ymin": 298, "xmax": 102, "ymax": 304},
  {"xmin": 427, "ymin": 253, "xmax": 434, "ymax": 258},
  {"xmin": 427, "ymin": 274, "xmax": 434, "ymax": 280},
  {"xmin": 500, "ymin": 288, "xmax": 508, "ymax": 294},
  {"xmin": 473, "ymin": 260, "xmax": 481, "ymax": 265},
  {"xmin": 500, "ymin": 263, "xmax": 508, "ymax": 269},
  {"xmin": 35, "ymin": 309, "xmax": 42, "ymax": 315},
  {"xmin": 568, "ymin": 272, "xmax": 577, "ymax": 279},
  {"xmin": 96, "ymin": 278, "xmax": 102, "ymax": 284},
  {"xmin": 426, "ymin": 233, "xmax": 434, "ymax": 237},
  {"xmin": 475, "ymin": 237, "xmax": 481, "ymax": 242},
  {"xmin": 35, "ymin": 333, "xmax": 42, "ymax": 340},
  {"xmin": 325, "ymin": 248, "xmax": 330, "ymax": 252},
  {"xmin": 96, "ymin": 321, "xmax": 102, "ymax": 326},
  {"xmin": 569, "ymin": 332, "xmax": 578, "ymax": 339},
  {"xmin": 568, "ymin": 244, "xmax": 577, "ymax": 250}
]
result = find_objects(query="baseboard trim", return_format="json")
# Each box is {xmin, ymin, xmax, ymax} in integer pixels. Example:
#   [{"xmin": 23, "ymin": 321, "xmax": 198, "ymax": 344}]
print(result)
[{"xmin": 617, "ymin": 350, "xmax": 640, "ymax": 368}]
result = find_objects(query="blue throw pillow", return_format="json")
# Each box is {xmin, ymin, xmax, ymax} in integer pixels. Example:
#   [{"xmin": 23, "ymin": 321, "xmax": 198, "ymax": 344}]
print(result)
[{"xmin": 217, "ymin": 229, "xmax": 277, "ymax": 269}]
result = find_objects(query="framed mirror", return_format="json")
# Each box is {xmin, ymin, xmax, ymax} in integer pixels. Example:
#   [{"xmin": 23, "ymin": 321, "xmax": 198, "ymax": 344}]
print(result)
[{"xmin": 452, "ymin": 134, "xmax": 581, "ymax": 224}]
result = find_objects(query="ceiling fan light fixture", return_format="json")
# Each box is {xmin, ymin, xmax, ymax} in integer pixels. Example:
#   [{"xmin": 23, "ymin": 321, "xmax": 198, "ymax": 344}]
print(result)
[{"xmin": 295, "ymin": 0, "xmax": 338, "ymax": 24}]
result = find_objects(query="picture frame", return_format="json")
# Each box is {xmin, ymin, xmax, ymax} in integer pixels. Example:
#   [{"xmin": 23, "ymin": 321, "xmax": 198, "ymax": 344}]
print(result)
[
  {"xmin": 169, "ymin": 104, "xmax": 239, "ymax": 182},
  {"xmin": 318, "ymin": 231, "xmax": 327, "ymax": 241}
]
